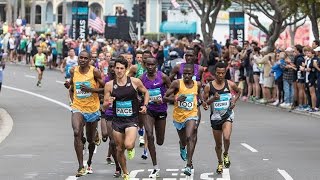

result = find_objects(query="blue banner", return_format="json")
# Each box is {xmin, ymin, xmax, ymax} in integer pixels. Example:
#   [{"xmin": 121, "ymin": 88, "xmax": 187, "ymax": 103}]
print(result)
[
  {"xmin": 71, "ymin": 1, "xmax": 89, "ymax": 40},
  {"xmin": 229, "ymin": 12, "xmax": 245, "ymax": 47}
]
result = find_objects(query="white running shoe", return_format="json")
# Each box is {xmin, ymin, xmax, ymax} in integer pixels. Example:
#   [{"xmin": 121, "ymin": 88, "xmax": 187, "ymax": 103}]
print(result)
[
  {"xmin": 86, "ymin": 165, "xmax": 93, "ymax": 174},
  {"xmin": 149, "ymin": 169, "xmax": 160, "ymax": 178}
]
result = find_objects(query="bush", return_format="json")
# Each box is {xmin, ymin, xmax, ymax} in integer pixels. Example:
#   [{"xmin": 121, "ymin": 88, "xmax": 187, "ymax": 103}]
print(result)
[{"xmin": 143, "ymin": 33, "xmax": 165, "ymax": 41}]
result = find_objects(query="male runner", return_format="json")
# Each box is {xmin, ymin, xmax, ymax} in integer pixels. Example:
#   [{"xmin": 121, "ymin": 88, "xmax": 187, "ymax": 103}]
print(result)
[
  {"xmin": 68, "ymin": 50, "xmax": 104, "ymax": 177},
  {"xmin": 164, "ymin": 64, "xmax": 204, "ymax": 176},
  {"xmin": 141, "ymin": 57, "xmax": 171, "ymax": 178},
  {"xmin": 103, "ymin": 57, "xmax": 150, "ymax": 180},
  {"xmin": 127, "ymin": 50, "xmax": 145, "ymax": 78},
  {"xmin": 31, "ymin": 47, "xmax": 47, "ymax": 87},
  {"xmin": 203, "ymin": 62, "xmax": 240, "ymax": 174},
  {"xmin": 60, "ymin": 48, "xmax": 78, "ymax": 81}
]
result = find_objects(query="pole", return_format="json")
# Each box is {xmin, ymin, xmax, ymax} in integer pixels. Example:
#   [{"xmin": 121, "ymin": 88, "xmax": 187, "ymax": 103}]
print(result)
[{"xmin": 137, "ymin": 22, "xmax": 141, "ymax": 41}]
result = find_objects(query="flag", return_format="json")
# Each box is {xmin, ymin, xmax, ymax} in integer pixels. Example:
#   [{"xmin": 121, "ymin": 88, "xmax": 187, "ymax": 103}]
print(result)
[
  {"xmin": 171, "ymin": 0, "xmax": 180, "ymax": 9},
  {"xmin": 88, "ymin": 12, "xmax": 105, "ymax": 34}
]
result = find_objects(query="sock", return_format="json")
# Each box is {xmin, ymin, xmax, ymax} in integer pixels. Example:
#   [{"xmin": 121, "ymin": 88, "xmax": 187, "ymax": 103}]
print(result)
[{"xmin": 154, "ymin": 165, "xmax": 159, "ymax": 170}]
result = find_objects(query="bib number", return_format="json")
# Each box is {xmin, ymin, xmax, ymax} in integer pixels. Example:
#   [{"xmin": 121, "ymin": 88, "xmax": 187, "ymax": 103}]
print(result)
[
  {"xmin": 75, "ymin": 81, "xmax": 92, "ymax": 99},
  {"xmin": 148, "ymin": 88, "xmax": 162, "ymax": 103},
  {"xmin": 103, "ymin": 67, "xmax": 108, "ymax": 75},
  {"xmin": 213, "ymin": 93, "xmax": 231, "ymax": 111},
  {"xmin": 177, "ymin": 94, "xmax": 194, "ymax": 110},
  {"xmin": 116, "ymin": 101, "xmax": 133, "ymax": 117}
]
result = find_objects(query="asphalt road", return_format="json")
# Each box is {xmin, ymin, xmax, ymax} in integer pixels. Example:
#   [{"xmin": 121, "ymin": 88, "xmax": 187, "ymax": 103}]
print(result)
[{"xmin": 0, "ymin": 64, "xmax": 320, "ymax": 180}]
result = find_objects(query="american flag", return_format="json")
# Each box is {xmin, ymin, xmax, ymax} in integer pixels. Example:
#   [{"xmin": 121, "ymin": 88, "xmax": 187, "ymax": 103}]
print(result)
[{"xmin": 89, "ymin": 12, "xmax": 105, "ymax": 34}]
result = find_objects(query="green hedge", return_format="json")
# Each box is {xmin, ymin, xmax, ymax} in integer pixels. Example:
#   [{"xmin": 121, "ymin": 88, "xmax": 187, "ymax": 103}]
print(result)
[{"xmin": 143, "ymin": 33, "xmax": 165, "ymax": 41}]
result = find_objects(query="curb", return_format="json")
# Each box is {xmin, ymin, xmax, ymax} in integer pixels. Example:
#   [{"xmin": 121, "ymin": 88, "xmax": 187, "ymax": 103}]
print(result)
[
  {"xmin": 0, "ymin": 108, "xmax": 13, "ymax": 144},
  {"xmin": 247, "ymin": 101, "xmax": 320, "ymax": 118}
]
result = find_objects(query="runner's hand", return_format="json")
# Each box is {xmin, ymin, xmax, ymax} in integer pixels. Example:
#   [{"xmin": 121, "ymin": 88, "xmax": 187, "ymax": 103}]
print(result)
[
  {"xmin": 80, "ymin": 84, "xmax": 91, "ymax": 92},
  {"xmin": 229, "ymin": 99, "xmax": 236, "ymax": 110},
  {"xmin": 176, "ymin": 95, "xmax": 187, "ymax": 102},
  {"xmin": 202, "ymin": 102, "xmax": 209, "ymax": 110},
  {"xmin": 139, "ymin": 105, "xmax": 147, "ymax": 114},
  {"xmin": 64, "ymin": 81, "xmax": 70, "ymax": 89}
]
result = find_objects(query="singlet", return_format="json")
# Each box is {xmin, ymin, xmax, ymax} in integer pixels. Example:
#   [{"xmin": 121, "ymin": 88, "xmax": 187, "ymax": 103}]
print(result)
[
  {"xmin": 100, "ymin": 60, "xmax": 109, "ymax": 77},
  {"xmin": 173, "ymin": 80, "xmax": 198, "ymax": 123},
  {"xmin": 177, "ymin": 63, "xmax": 200, "ymax": 81},
  {"xmin": 34, "ymin": 53, "xmax": 46, "ymax": 66},
  {"xmin": 65, "ymin": 56, "xmax": 78, "ymax": 78},
  {"xmin": 104, "ymin": 75, "xmax": 113, "ymax": 116},
  {"xmin": 135, "ymin": 63, "xmax": 146, "ymax": 78},
  {"xmin": 141, "ymin": 71, "xmax": 167, "ymax": 112},
  {"xmin": 111, "ymin": 77, "xmax": 139, "ymax": 119},
  {"xmin": 209, "ymin": 80, "xmax": 233, "ymax": 120},
  {"xmin": 71, "ymin": 66, "xmax": 100, "ymax": 113}
]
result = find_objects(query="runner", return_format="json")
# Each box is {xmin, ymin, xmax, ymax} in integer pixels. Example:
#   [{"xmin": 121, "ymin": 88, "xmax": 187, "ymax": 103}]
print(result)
[
  {"xmin": 68, "ymin": 50, "xmax": 105, "ymax": 177},
  {"xmin": 127, "ymin": 50, "xmax": 145, "ymax": 78},
  {"xmin": 0, "ymin": 54, "xmax": 5, "ymax": 92},
  {"xmin": 141, "ymin": 57, "xmax": 171, "ymax": 178},
  {"xmin": 31, "ymin": 47, "xmax": 47, "ymax": 87},
  {"xmin": 202, "ymin": 62, "xmax": 240, "ymax": 174},
  {"xmin": 164, "ymin": 63, "xmax": 203, "ymax": 176},
  {"xmin": 102, "ymin": 57, "xmax": 150, "ymax": 180},
  {"xmin": 60, "ymin": 48, "xmax": 78, "ymax": 81}
]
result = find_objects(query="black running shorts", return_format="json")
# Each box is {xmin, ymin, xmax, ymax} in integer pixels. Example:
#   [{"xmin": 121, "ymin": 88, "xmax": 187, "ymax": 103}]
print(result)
[
  {"xmin": 147, "ymin": 110, "xmax": 167, "ymax": 120},
  {"xmin": 112, "ymin": 117, "xmax": 138, "ymax": 133},
  {"xmin": 35, "ymin": 66, "xmax": 45, "ymax": 71}
]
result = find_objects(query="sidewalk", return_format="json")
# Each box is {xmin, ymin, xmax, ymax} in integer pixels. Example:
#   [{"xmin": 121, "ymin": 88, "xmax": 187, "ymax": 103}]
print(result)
[
  {"xmin": 247, "ymin": 101, "xmax": 320, "ymax": 118},
  {"xmin": 0, "ymin": 108, "xmax": 14, "ymax": 144}
]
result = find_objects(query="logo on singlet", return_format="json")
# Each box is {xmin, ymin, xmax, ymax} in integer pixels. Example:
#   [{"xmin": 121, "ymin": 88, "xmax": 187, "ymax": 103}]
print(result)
[
  {"xmin": 75, "ymin": 81, "xmax": 92, "ymax": 99},
  {"xmin": 148, "ymin": 88, "xmax": 162, "ymax": 103},
  {"xmin": 116, "ymin": 100, "xmax": 133, "ymax": 117}
]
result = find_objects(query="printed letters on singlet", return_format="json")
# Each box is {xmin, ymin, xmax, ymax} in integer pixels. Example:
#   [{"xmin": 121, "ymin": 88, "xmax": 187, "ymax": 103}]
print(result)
[
  {"xmin": 116, "ymin": 100, "xmax": 133, "ymax": 117},
  {"xmin": 148, "ymin": 88, "xmax": 162, "ymax": 103},
  {"xmin": 213, "ymin": 93, "xmax": 231, "ymax": 111},
  {"xmin": 178, "ymin": 94, "xmax": 194, "ymax": 110},
  {"xmin": 75, "ymin": 81, "xmax": 92, "ymax": 98}
]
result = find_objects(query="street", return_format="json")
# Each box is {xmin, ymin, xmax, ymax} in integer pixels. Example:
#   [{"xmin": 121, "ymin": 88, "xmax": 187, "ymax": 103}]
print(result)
[{"xmin": 0, "ymin": 64, "xmax": 320, "ymax": 180}]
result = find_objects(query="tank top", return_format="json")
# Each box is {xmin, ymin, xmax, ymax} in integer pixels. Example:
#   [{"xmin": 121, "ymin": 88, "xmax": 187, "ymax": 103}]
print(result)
[
  {"xmin": 135, "ymin": 63, "xmax": 146, "ymax": 78},
  {"xmin": 173, "ymin": 80, "xmax": 198, "ymax": 123},
  {"xmin": 209, "ymin": 80, "xmax": 233, "ymax": 120},
  {"xmin": 34, "ymin": 53, "xmax": 46, "ymax": 66},
  {"xmin": 111, "ymin": 77, "xmax": 139, "ymax": 118},
  {"xmin": 104, "ymin": 75, "xmax": 113, "ymax": 116},
  {"xmin": 141, "ymin": 71, "xmax": 167, "ymax": 112},
  {"xmin": 177, "ymin": 63, "xmax": 200, "ymax": 81},
  {"xmin": 100, "ymin": 60, "xmax": 109, "ymax": 77},
  {"xmin": 71, "ymin": 66, "xmax": 100, "ymax": 113},
  {"xmin": 65, "ymin": 56, "xmax": 78, "ymax": 78}
]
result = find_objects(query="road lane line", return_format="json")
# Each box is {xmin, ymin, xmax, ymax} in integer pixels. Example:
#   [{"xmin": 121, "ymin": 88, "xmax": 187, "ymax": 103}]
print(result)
[
  {"xmin": 65, "ymin": 176, "xmax": 78, "ymax": 180},
  {"xmin": 25, "ymin": 75, "xmax": 36, "ymax": 79},
  {"xmin": 241, "ymin": 143, "xmax": 258, "ymax": 152},
  {"xmin": 277, "ymin": 169, "xmax": 293, "ymax": 180},
  {"xmin": 3, "ymin": 85, "xmax": 71, "ymax": 111},
  {"xmin": 56, "ymin": 80, "xmax": 65, "ymax": 84}
]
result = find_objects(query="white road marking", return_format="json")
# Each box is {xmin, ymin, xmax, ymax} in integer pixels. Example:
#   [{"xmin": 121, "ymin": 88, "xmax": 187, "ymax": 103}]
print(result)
[
  {"xmin": 56, "ymin": 80, "xmax": 65, "ymax": 84},
  {"xmin": 172, "ymin": 173, "xmax": 178, "ymax": 176},
  {"xmin": 0, "ymin": 108, "xmax": 13, "ymax": 144},
  {"xmin": 241, "ymin": 143, "xmax": 258, "ymax": 152},
  {"xmin": 167, "ymin": 169, "xmax": 179, "ymax": 171},
  {"xmin": 277, "ymin": 168, "xmax": 293, "ymax": 180},
  {"xmin": 217, "ymin": 169, "xmax": 231, "ymax": 180},
  {"xmin": 24, "ymin": 75, "xmax": 36, "ymax": 79},
  {"xmin": 3, "ymin": 85, "xmax": 71, "ymax": 111},
  {"xmin": 263, "ymin": 158, "xmax": 269, "ymax": 161},
  {"xmin": 200, "ymin": 172, "xmax": 214, "ymax": 180},
  {"xmin": 65, "ymin": 176, "xmax": 78, "ymax": 180}
]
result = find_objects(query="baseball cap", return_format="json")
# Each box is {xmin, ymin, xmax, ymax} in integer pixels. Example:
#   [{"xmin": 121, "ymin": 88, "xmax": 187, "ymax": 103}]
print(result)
[{"xmin": 314, "ymin": 46, "xmax": 320, "ymax": 52}]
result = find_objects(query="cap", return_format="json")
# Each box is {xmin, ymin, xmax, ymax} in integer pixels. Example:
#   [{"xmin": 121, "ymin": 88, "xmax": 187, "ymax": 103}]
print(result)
[
  {"xmin": 314, "ymin": 46, "xmax": 320, "ymax": 52},
  {"xmin": 285, "ymin": 47, "xmax": 294, "ymax": 52}
]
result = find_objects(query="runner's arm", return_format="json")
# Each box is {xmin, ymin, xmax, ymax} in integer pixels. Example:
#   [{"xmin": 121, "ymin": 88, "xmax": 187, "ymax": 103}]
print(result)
[
  {"xmin": 68, "ymin": 68, "xmax": 75, "ymax": 102},
  {"xmin": 127, "ymin": 65, "xmax": 137, "ymax": 77},
  {"xmin": 228, "ymin": 80, "xmax": 240, "ymax": 109},
  {"xmin": 164, "ymin": 80, "xmax": 179, "ymax": 103},
  {"xmin": 133, "ymin": 78, "xmax": 149, "ymax": 114},
  {"xmin": 80, "ymin": 68, "xmax": 105, "ymax": 94},
  {"xmin": 162, "ymin": 72, "xmax": 172, "ymax": 89},
  {"xmin": 102, "ymin": 81, "xmax": 113, "ymax": 111},
  {"xmin": 60, "ymin": 58, "xmax": 66, "ymax": 73},
  {"xmin": 169, "ymin": 64, "xmax": 180, "ymax": 81}
]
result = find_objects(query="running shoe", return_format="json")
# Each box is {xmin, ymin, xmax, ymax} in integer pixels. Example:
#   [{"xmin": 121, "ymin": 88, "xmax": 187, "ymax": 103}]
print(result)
[
  {"xmin": 216, "ymin": 162, "xmax": 223, "ymax": 174},
  {"xmin": 138, "ymin": 128, "xmax": 144, "ymax": 136},
  {"xmin": 180, "ymin": 146, "xmax": 187, "ymax": 161},
  {"xmin": 127, "ymin": 148, "xmax": 135, "ymax": 160},
  {"xmin": 141, "ymin": 148, "xmax": 148, "ymax": 160},
  {"xmin": 86, "ymin": 165, "xmax": 93, "ymax": 174},
  {"xmin": 75, "ymin": 167, "xmax": 87, "ymax": 177},
  {"xmin": 139, "ymin": 136, "xmax": 145, "ymax": 147},
  {"xmin": 149, "ymin": 169, "xmax": 160, "ymax": 178},
  {"xmin": 184, "ymin": 166, "xmax": 192, "ymax": 176},
  {"xmin": 106, "ymin": 157, "xmax": 115, "ymax": 165},
  {"xmin": 113, "ymin": 170, "xmax": 121, "ymax": 178},
  {"xmin": 123, "ymin": 173, "xmax": 130, "ymax": 180},
  {"xmin": 223, "ymin": 153, "xmax": 231, "ymax": 168}
]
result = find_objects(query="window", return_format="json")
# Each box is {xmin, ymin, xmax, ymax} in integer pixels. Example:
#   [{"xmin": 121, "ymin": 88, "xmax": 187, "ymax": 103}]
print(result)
[
  {"xmin": 57, "ymin": 5, "xmax": 63, "ymax": 23},
  {"xmin": 25, "ymin": 6, "xmax": 31, "ymax": 23},
  {"xmin": 35, "ymin": 5, "xmax": 41, "ymax": 24}
]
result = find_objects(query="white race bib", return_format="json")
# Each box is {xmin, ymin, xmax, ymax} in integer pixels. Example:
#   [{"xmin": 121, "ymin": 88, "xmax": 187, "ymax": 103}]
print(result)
[{"xmin": 75, "ymin": 81, "xmax": 92, "ymax": 99}]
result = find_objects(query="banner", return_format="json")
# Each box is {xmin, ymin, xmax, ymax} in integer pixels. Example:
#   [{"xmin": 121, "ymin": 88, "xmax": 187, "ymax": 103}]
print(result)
[
  {"xmin": 229, "ymin": 12, "xmax": 245, "ymax": 47},
  {"xmin": 71, "ymin": 1, "xmax": 89, "ymax": 40}
]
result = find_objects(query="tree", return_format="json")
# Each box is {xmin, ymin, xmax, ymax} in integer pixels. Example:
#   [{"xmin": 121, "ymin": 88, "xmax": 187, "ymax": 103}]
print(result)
[
  {"xmin": 183, "ymin": 0, "xmax": 230, "ymax": 47},
  {"xmin": 288, "ymin": 15, "xmax": 306, "ymax": 46},
  {"xmin": 236, "ymin": 0, "xmax": 306, "ymax": 52},
  {"xmin": 299, "ymin": 0, "xmax": 320, "ymax": 41}
]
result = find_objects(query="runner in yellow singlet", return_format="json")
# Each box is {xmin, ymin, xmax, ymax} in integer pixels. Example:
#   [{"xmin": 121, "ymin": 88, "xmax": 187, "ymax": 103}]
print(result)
[{"xmin": 31, "ymin": 47, "xmax": 47, "ymax": 87}]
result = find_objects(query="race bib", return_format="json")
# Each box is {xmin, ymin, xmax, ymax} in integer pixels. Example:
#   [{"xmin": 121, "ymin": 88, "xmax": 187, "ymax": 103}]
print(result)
[
  {"xmin": 75, "ymin": 81, "xmax": 92, "ymax": 99},
  {"xmin": 177, "ymin": 94, "xmax": 194, "ymax": 110},
  {"xmin": 213, "ymin": 93, "xmax": 231, "ymax": 111},
  {"xmin": 192, "ymin": 75, "xmax": 196, "ymax": 80},
  {"xmin": 103, "ymin": 67, "xmax": 108, "ymax": 75},
  {"xmin": 148, "ymin": 88, "xmax": 162, "ymax": 103},
  {"xmin": 116, "ymin": 101, "xmax": 133, "ymax": 117}
]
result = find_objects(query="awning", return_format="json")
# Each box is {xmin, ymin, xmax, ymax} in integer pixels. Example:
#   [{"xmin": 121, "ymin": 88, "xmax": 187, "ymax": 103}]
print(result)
[{"xmin": 160, "ymin": 21, "xmax": 196, "ymax": 34}]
